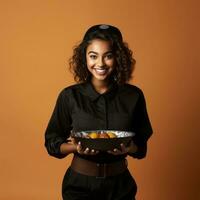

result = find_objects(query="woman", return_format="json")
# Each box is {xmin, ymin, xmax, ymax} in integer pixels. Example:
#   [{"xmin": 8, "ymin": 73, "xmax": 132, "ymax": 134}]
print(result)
[{"xmin": 44, "ymin": 24, "xmax": 153, "ymax": 200}]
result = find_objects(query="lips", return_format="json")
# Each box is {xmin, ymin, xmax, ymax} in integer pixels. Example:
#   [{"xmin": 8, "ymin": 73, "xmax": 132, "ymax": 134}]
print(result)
[{"xmin": 93, "ymin": 67, "xmax": 108, "ymax": 75}]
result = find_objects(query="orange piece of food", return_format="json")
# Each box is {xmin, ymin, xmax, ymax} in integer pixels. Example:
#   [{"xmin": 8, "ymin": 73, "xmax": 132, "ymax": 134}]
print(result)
[
  {"xmin": 99, "ymin": 133, "xmax": 110, "ymax": 138},
  {"xmin": 89, "ymin": 132, "xmax": 99, "ymax": 139},
  {"xmin": 107, "ymin": 132, "xmax": 117, "ymax": 138}
]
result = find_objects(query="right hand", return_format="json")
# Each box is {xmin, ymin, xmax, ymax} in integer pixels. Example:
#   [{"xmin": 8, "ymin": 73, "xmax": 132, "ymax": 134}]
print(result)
[{"xmin": 71, "ymin": 138, "xmax": 99, "ymax": 155}]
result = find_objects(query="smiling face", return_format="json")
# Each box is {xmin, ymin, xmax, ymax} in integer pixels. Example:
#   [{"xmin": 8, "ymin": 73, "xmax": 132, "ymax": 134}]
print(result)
[{"xmin": 86, "ymin": 39, "xmax": 115, "ymax": 84}]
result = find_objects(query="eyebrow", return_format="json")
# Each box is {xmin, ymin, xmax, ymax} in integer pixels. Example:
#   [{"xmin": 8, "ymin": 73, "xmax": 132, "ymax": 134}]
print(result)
[{"xmin": 88, "ymin": 51, "xmax": 113, "ymax": 55}]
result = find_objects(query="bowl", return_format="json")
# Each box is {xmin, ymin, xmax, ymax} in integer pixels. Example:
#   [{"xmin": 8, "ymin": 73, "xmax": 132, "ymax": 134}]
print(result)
[{"xmin": 70, "ymin": 130, "xmax": 135, "ymax": 151}]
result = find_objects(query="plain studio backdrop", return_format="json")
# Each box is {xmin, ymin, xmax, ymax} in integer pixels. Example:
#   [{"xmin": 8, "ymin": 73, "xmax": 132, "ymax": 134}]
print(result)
[{"xmin": 0, "ymin": 0, "xmax": 199, "ymax": 199}]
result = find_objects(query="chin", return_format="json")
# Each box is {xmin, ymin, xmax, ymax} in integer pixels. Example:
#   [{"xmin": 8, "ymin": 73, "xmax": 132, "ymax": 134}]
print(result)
[{"xmin": 94, "ymin": 75, "xmax": 109, "ymax": 81}]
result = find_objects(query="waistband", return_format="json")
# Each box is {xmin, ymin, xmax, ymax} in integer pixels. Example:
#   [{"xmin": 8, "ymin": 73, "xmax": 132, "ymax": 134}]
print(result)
[{"xmin": 70, "ymin": 155, "xmax": 128, "ymax": 178}]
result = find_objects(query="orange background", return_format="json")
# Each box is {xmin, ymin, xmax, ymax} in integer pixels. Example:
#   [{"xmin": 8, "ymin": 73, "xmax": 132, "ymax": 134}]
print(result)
[{"xmin": 1, "ymin": 0, "xmax": 200, "ymax": 199}]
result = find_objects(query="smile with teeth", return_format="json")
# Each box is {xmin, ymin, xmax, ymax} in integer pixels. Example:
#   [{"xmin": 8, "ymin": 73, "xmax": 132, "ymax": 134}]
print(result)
[{"xmin": 93, "ymin": 67, "xmax": 108, "ymax": 75}]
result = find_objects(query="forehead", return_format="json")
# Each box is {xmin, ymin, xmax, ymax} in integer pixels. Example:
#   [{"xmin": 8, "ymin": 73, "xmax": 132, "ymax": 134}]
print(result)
[{"xmin": 86, "ymin": 39, "xmax": 112, "ymax": 53}]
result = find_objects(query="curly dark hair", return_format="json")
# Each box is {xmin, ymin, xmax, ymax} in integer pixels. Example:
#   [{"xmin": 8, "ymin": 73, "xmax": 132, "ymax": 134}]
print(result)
[{"xmin": 69, "ymin": 32, "xmax": 136, "ymax": 84}]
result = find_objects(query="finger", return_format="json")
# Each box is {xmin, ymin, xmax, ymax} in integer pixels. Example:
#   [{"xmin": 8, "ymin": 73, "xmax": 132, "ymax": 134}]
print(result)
[
  {"xmin": 107, "ymin": 150, "xmax": 116, "ymax": 155},
  {"xmin": 90, "ymin": 149, "xmax": 96, "ymax": 155},
  {"xmin": 107, "ymin": 148, "xmax": 121, "ymax": 155},
  {"xmin": 91, "ymin": 149, "xmax": 95, "ymax": 153},
  {"xmin": 95, "ymin": 150, "xmax": 99, "ymax": 154},
  {"xmin": 77, "ymin": 142, "xmax": 82, "ymax": 153},
  {"xmin": 66, "ymin": 136, "xmax": 73, "ymax": 144},
  {"xmin": 107, "ymin": 150, "xmax": 113, "ymax": 154},
  {"xmin": 84, "ymin": 148, "xmax": 90, "ymax": 154},
  {"xmin": 114, "ymin": 148, "xmax": 121, "ymax": 154},
  {"xmin": 120, "ymin": 143, "xmax": 127, "ymax": 153},
  {"xmin": 89, "ymin": 149, "xmax": 99, "ymax": 155},
  {"xmin": 70, "ymin": 137, "xmax": 75, "ymax": 144}
]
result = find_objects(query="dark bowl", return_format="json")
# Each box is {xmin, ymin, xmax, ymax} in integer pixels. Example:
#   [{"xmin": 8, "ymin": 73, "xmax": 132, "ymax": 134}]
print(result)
[{"xmin": 70, "ymin": 130, "xmax": 135, "ymax": 151}]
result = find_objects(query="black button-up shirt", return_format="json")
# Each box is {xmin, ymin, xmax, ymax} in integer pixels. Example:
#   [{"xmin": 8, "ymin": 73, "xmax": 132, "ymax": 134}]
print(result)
[{"xmin": 44, "ymin": 82, "xmax": 153, "ymax": 163}]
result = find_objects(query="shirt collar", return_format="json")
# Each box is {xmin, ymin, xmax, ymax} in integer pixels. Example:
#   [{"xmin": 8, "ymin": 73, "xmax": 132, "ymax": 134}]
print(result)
[{"xmin": 81, "ymin": 81, "xmax": 118, "ymax": 101}]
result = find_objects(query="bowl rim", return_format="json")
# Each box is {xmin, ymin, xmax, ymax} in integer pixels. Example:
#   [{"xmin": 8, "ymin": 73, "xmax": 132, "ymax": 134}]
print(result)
[{"xmin": 71, "ymin": 130, "xmax": 135, "ymax": 138}]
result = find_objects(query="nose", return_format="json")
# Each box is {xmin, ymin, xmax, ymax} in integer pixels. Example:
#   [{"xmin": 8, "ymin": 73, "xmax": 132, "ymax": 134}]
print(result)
[{"xmin": 97, "ymin": 57, "xmax": 105, "ymax": 67}]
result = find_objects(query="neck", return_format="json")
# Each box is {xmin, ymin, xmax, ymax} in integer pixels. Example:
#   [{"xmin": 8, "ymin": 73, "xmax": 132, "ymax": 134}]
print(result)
[{"xmin": 91, "ymin": 79, "xmax": 110, "ymax": 94}]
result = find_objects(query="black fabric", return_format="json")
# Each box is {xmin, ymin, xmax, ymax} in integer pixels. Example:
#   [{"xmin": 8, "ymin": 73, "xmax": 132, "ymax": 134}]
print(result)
[
  {"xmin": 44, "ymin": 81, "xmax": 153, "ymax": 161},
  {"xmin": 62, "ymin": 167, "xmax": 137, "ymax": 200}
]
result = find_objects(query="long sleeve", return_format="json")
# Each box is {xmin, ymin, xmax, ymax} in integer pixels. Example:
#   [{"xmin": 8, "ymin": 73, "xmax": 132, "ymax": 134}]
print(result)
[
  {"xmin": 129, "ymin": 89, "xmax": 153, "ymax": 159},
  {"xmin": 44, "ymin": 89, "xmax": 72, "ymax": 159}
]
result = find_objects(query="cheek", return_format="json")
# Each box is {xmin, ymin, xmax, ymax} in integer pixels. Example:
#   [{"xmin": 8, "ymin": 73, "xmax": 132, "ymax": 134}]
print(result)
[
  {"xmin": 87, "ymin": 60, "xmax": 95, "ymax": 69},
  {"xmin": 106, "ymin": 59, "xmax": 115, "ymax": 68},
  {"xmin": 86, "ymin": 58, "xmax": 92, "ymax": 68}
]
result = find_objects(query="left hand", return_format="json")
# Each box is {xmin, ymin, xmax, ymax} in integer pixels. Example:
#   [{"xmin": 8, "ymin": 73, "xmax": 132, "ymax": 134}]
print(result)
[{"xmin": 107, "ymin": 140, "xmax": 138, "ymax": 155}]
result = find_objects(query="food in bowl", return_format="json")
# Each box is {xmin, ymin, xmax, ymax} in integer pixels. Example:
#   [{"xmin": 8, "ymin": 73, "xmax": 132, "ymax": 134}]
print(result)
[{"xmin": 87, "ymin": 131, "xmax": 117, "ymax": 139}]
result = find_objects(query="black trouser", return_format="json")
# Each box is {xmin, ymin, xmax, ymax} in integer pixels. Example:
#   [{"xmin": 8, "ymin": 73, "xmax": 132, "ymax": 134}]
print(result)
[{"xmin": 62, "ymin": 167, "xmax": 137, "ymax": 200}]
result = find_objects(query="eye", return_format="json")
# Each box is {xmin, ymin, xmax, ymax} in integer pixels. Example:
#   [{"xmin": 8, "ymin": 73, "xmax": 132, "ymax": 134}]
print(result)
[
  {"xmin": 89, "ymin": 55, "xmax": 97, "ymax": 59},
  {"xmin": 105, "ymin": 54, "xmax": 114, "ymax": 59}
]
